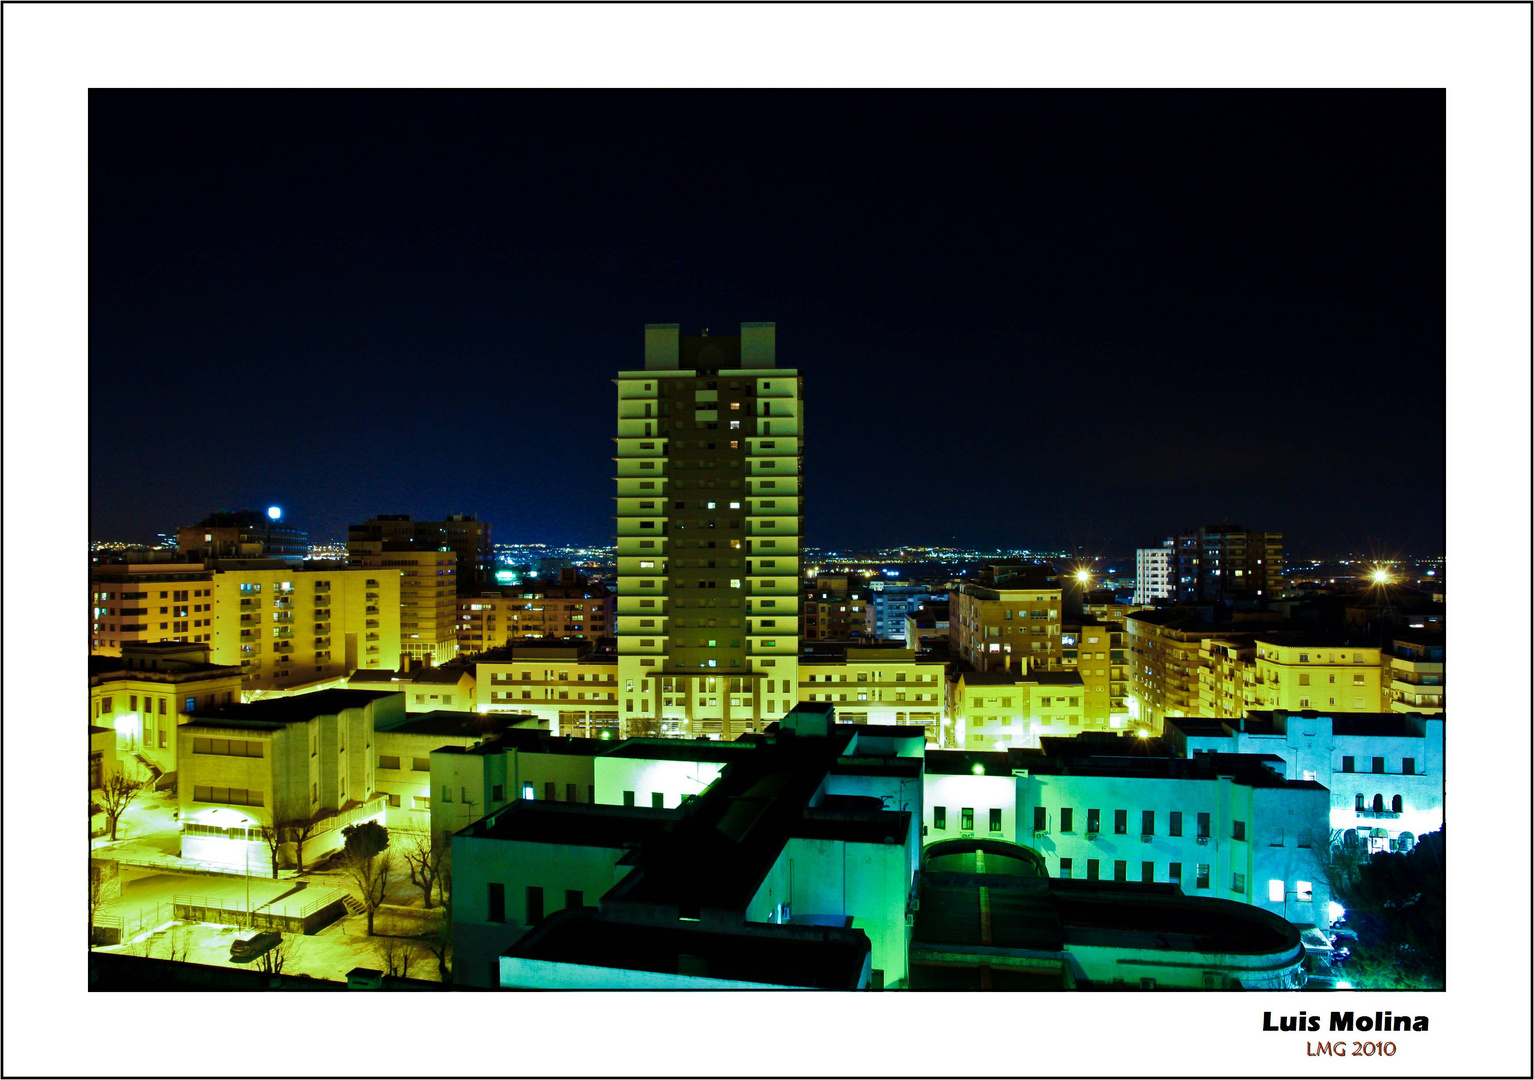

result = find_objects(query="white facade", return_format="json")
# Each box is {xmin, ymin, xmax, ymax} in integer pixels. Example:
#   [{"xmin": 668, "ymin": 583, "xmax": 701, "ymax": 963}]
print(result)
[
  {"xmin": 1169, "ymin": 710, "xmax": 1443, "ymax": 855},
  {"xmin": 1133, "ymin": 542, "xmax": 1173, "ymax": 604}
]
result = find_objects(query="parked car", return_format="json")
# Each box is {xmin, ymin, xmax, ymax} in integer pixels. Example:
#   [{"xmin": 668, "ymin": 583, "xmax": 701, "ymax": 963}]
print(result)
[{"xmin": 229, "ymin": 931, "xmax": 281, "ymax": 961}]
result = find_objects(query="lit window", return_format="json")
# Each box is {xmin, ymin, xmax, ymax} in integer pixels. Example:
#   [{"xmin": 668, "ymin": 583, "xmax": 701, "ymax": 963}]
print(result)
[
  {"xmin": 1268, "ymin": 879, "xmax": 1285, "ymax": 903},
  {"xmin": 1296, "ymin": 881, "xmax": 1313, "ymax": 902}
]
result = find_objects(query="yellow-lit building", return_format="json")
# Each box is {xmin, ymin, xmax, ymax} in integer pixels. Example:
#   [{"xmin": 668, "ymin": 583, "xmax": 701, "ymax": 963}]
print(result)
[
  {"xmin": 89, "ymin": 642, "xmax": 245, "ymax": 782},
  {"xmin": 475, "ymin": 641, "xmax": 621, "ymax": 739},
  {"xmin": 457, "ymin": 572, "xmax": 614, "ymax": 654},
  {"xmin": 90, "ymin": 562, "xmax": 216, "ymax": 654},
  {"xmin": 796, "ymin": 645, "xmax": 946, "ymax": 743},
  {"xmin": 1246, "ymin": 634, "xmax": 1382, "ymax": 713},
  {"xmin": 210, "ymin": 564, "xmax": 401, "ymax": 691},
  {"xmin": 614, "ymin": 322, "xmax": 802, "ymax": 738},
  {"xmin": 949, "ymin": 668, "xmax": 1088, "ymax": 749},
  {"xmin": 950, "ymin": 578, "xmax": 1064, "ymax": 673},
  {"xmin": 349, "ymin": 549, "xmax": 458, "ymax": 665},
  {"xmin": 1382, "ymin": 630, "xmax": 1444, "ymax": 714},
  {"xmin": 1061, "ymin": 620, "xmax": 1129, "ymax": 728},
  {"xmin": 802, "ymin": 575, "xmax": 872, "ymax": 641},
  {"xmin": 1197, "ymin": 635, "xmax": 1259, "ymax": 719},
  {"xmin": 1125, "ymin": 610, "xmax": 1223, "ymax": 733},
  {"xmin": 347, "ymin": 664, "xmax": 478, "ymax": 713}
]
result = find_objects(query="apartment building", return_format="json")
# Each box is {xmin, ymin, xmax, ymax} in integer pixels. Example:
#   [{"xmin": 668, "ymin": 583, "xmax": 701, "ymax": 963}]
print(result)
[
  {"xmin": 1171, "ymin": 525, "xmax": 1284, "ymax": 606},
  {"xmin": 949, "ymin": 574, "xmax": 1064, "ymax": 673},
  {"xmin": 176, "ymin": 689, "xmax": 401, "ymax": 870},
  {"xmin": 924, "ymin": 740, "xmax": 1333, "ymax": 927},
  {"xmin": 802, "ymin": 574, "xmax": 872, "ymax": 641},
  {"xmin": 457, "ymin": 572, "xmax": 614, "ymax": 654},
  {"xmin": 90, "ymin": 562, "xmax": 216, "ymax": 654},
  {"xmin": 345, "ymin": 548, "xmax": 458, "ymax": 666},
  {"xmin": 1061, "ymin": 619, "xmax": 1129, "ymax": 726},
  {"xmin": 88, "ymin": 642, "xmax": 244, "ymax": 781},
  {"xmin": 175, "ymin": 509, "xmax": 309, "ymax": 562},
  {"xmin": 347, "ymin": 513, "xmax": 494, "ymax": 590},
  {"xmin": 795, "ymin": 643, "xmax": 947, "ymax": 743},
  {"xmin": 473, "ymin": 641, "xmax": 620, "ymax": 738},
  {"xmin": 1246, "ymin": 633, "xmax": 1382, "ymax": 713},
  {"xmin": 210, "ymin": 563, "xmax": 401, "ymax": 690},
  {"xmin": 950, "ymin": 668, "xmax": 1088, "ymax": 748},
  {"xmin": 1125, "ymin": 609, "xmax": 1223, "ymax": 733},
  {"xmin": 614, "ymin": 322, "xmax": 803, "ymax": 738},
  {"xmin": 905, "ymin": 602, "xmax": 951, "ymax": 651},
  {"xmin": 1133, "ymin": 541, "xmax": 1174, "ymax": 604},
  {"xmin": 1166, "ymin": 709, "xmax": 1443, "ymax": 856},
  {"xmin": 1197, "ymin": 634, "xmax": 1260, "ymax": 719},
  {"xmin": 429, "ymin": 730, "xmax": 607, "ymax": 840},
  {"xmin": 1381, "ymin": 630, "xmax": 1444, "ymax": 714},
  {"xmin": 867, "ymin": 581, "xmax": 934, "ymax": 641}
]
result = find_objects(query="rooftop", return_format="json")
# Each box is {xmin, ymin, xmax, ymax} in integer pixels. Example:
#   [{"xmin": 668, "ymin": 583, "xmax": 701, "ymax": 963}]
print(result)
[
  {"xmin": 191, "ymin": 689, "xmax": 399, "ymax": 728},
  {"xmin": 376, "ymin": 710, "xmax": 525, "ymax": 738}
]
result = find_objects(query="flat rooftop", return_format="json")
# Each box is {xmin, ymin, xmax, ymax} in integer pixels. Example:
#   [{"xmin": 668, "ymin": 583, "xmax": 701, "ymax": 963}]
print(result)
[
  {"xmin": 377, "ymin": 710, "xmax": 526, "ymax": 738},
  {"xmin": 191, "ymin": 689, "xmax": 399, "ymax": 727}
]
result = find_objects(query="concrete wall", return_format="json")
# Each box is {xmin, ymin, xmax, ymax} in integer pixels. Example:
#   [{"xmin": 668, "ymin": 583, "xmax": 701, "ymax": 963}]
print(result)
[{"xmin": 593, "ymin": 753, "xmax": 731, "ymax": 808}]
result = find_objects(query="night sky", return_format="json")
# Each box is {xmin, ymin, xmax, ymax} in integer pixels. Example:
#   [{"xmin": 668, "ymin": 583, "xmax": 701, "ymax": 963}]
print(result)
[{"xmin": 89, "ymin": 91, "xmax": 1446, "ymax": 555}]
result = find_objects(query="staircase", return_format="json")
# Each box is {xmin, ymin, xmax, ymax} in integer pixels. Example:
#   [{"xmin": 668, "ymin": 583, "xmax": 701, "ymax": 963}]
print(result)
[{"xmin": 341, "ymin": 895, "xmax": 367, "ymax": 917}]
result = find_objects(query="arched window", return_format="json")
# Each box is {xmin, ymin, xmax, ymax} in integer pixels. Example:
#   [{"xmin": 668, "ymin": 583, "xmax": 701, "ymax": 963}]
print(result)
[
  {"xmin": 1354, "ymin": 793, "xmax": 1365, "ymax": 811},
  {"xmin": 1391, "ymin": 794, "xmax": 1403, "ymax": 813},
  {"xmin": 1372, "ymin": 794, "xmax": 1385, "ymax": 813}
]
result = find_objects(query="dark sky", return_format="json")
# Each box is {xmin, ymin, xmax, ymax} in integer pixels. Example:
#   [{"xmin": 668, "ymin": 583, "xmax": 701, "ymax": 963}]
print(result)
[{"xmin": 90, "ymin": 90, "xmax": 1445, "ymax": 556}]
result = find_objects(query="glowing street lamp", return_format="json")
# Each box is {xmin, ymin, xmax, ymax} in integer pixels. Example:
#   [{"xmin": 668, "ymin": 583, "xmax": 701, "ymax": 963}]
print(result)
[{"xmin": 1371, "ymin": 568, "xmax": 1390, "ymax": 585}]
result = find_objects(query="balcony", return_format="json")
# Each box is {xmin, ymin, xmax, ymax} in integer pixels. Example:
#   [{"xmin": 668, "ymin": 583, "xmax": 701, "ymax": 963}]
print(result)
[
  {"xmin": 366, "ymin": 607, "xmax": 380, "ymax": 616},
  {"xmin": 1356, "ymin": 809, "xmax": 1401, "ymax": 820}
]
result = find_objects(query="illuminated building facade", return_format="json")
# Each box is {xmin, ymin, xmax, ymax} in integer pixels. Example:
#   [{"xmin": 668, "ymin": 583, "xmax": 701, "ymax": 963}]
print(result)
[
  {"xmin": 949, "ymin": 668, "xmax": 1088, "ymax": 748},
  {"xmin": 796, "ymin": 644, "xmax": 947, "ymax": 742},
  {"xmin": 1381, "ymin": 630, "xmax": 1444, "ymax": 714},
  {"xmin": 1165, "ymin": 709, "xmax": 1443, "ymax": 856},
  {"xmin": 1060, "ymin": 619, "xmax": 1128, "ymax": 726},
  {"xmin": 614, "ymin": 322, "xmax": 803, "ymax": 738},
  {"xmin": 175, "ymin": 689, "xmax": 400, "ymax": 870},
  {"xmin": 473, "ymin": 641, "xmax": 620, "ymax": 738},
  {"xmin": 949, "ymin": 575, "xmax": 1065, "ymax": 673},
  {"xmin": 90, "ymin": 562, "xmax": 216, "ymax": 654},
  {"xmin": 347, "ymin": 663, "xmax": 477, "ymax": 713},
  {"xmin": 347, "ymin": 547, "xmax": 458, "ymax": 666},
  {"xmin": 802, "ymin": 574, "xmax": 872, "ymax": 641},
  {"xmin": 371, "ymin": 709, "xmax": 536, "ymax": 828},
  {"xmin": 924, "ymin": 740, "xmax": 1333, "ymax": 928},
  {"xmin": 867, "ymin": 581, "xmax": 934, "ymax": 641},
  {"xmin": 1126, "ymin": 609, "xmax": 1231, "ymax": 732},
  {"xmin": 457, "ymin": 572, "xmax": 614, "ymax": 654},
  {"xmin": 1244, "ymin": 634, "xmax": 1383, "ymax": 714},
  {"xmin": 89, "ymin": 642, "xmax": 244, "ymax": 781},
  {"xmin": 209, "ymin": 564, "xmax": 401, "ymax": 690},
  {"xmin": 1133, "ymin": 540, "xmax": 1174, "ymax": 604},
  {"xmin": 428, "ymin": 730, "xmax": 605, "ymax": 840},
  {"xmin": 1172, "ymin": 525, "xmax": 1284, "ymax": 606}
]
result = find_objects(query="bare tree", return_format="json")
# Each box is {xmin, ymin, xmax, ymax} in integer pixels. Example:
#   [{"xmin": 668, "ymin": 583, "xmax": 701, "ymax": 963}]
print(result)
[
  {"xmin": 282, "ymin": 809, "xmax": 335, "ymax": 875},
  {"xmin": 419, "ymin": 913, "xmax": 452, "ymax": 982},
  {"xmin": 339, "ymin": 821, "xmax": 391, "ymax": 936},
  {"xmin": 372, "ymin": 934, "xmax": 421, "ymax": 978},
  {"xmin": 95, "ymin": 772, "xmax": 146, "ymax": 841},
  {"xmin": 399, "ymin": 830, "xmax": 448, "ymax": 909},
  {"xmin": 256, "ymin": 935, "xmax": 297, "ymax": 975},
  {"xmin": 1316, "ymin": 828, "xmax": 1369, "ymax": 899},
  {"xmin": 88, "ymin": 865, "xmax": 108, "ymax": 943},
  {"xmin": 258, "ymin": 822, "xmax": 283, "ymax": 879},
  {"xmin": 163, "ymin": 924, "xmax": 190, "ymax": 963},
  {"xmin": 626, "ymin": 715, "xmax": 664, "ymax": 739}
]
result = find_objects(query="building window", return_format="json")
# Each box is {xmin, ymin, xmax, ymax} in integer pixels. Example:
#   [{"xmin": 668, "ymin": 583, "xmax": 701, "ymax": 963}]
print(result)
[
  {"xmin": 565, "ymin": 889, "xmax": 583, "ymax": 911},
  {"xmin": 933, "ymin": 806, "xmax": 946, "ymax": 831},
  {"xmin": 1196, "ymin": 812, "xmax": 1210, "ymax": 839},
  {"xmin": 1372, "ymin": 793, "xmax": 1385, "ymax": 812},
  {"xmin": 526, "ymin": 886, "xmax": 544, "ymax": 925},
  {"xmin": 1195, "ymin": 864, "xmax": 1210, "ymax": 889},
  {"xmin": 544, "ymin": 782, "xmax": 556, "ymax": 801},
  {"xmin": 1402, "ymin": 756, "xmax": 1415, "ymax": 775},
  {"xmin": 623, "ymin": 791, "xmax": 636, "ymax": 807},
  {"xmin": 1233, "ymin": 873, "xmax": 1246, "ymax": 894},
  {"xmin": 1169, "ymin": 811, "xmax": 1182, "ymax": 837},
  {"xmin": 1232, "ymin": 820, "xmax": 1246, "ymax": 841},
  {"xmin": 1114, "ymin": 809, "xmax": 1127, "ymax": 835},
  {"xmin": 1355, "ymin": 793, "xmax": 1366, "ymax": 811},
  {"xmin": 989, "ymin": 809, "xmax": 1003, "ymax": 833},
  {"xmin": 1391, "ymin": 794, "xmax": 1403, "ymax": 813},
  {"xmin": 1296, "ymin": 880, "xmax": 1314, "ymax": 902},
  {"xmin": 1033, "ymin": 806, "xmax": 1047, "ymax": 831},
  {"xmin": 1113, "ymin": 860, "xmax": 1127, "ymax": 882},
  {"xmin": 492, "ymin": 784, "xmax": 504, "ymax": 802},
  {"xmin": 960, "ymin": 808, "xmax": 974, "ymax": 831},
  {"xmin": 1142, "ymin": 861, "xmax": 1155, "ymax": 883},
  {"xmin": 412, "ymin": 757, "xmax": 430, "ymax": 772},
  {"xmin": 1268, "ymin": 879, "xmax": 1284, "ymax": 903},
  {"xmin": 1086, "ymin": 859, "xmax": 1100, "ymax": 881},
  {"xmin": 520, "ymin": 782, "xmax": 534, "ymax": 800},
  {"xmin": 487, "ymin": 884, "xmax": 505, "ymax": 923},
  {"xmin": 1372, "ymin": 756, "xmax": 1385, "ymax": 774},
  {"xmin": 378, "ymin": 755, "xmax": 400, "ymax": 770},
  {"xmin": 1059, "ymin": 857, "xmax": 1072, "ymax": 879},
  {"xmin": 1060, "ymin": 807, "xmax": 1073, "ymax": 832},
  {"xmin": 1169, "ymin": 862, "xmax": 1182, "ymax": 884},
  {"xmin": 1141, "ymin": 810, "xmax": 1155, "ymax": 836},
  {"xmin": 1341, "ymin": 755, "xmax": 1355, "ymax": 773},
  {"xmin": 567, "ymin": 783, "xmax": 578, "ymax": 803}
]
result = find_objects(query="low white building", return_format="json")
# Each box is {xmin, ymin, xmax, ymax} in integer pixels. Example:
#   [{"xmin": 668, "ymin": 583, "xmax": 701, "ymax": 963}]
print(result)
[
  {"xmin": 924, "ymin": 737, "xmax": 1334, "ymax": 928},
  {"xmin": 1165, "ymin": 709, "xmax": 1443, "ymax": 854}
]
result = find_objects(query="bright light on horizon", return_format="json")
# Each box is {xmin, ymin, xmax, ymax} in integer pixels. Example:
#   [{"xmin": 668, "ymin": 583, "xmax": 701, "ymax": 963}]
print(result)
[{"xmin": 267, "ymin": 505, "xmax": 282, "ymax": 521}]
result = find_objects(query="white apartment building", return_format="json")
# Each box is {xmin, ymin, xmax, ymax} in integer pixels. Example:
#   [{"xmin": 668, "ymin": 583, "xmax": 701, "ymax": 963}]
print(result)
[{"xmin": 1133, "ymin": 541, "xmax": 1173, "ymax": 604}]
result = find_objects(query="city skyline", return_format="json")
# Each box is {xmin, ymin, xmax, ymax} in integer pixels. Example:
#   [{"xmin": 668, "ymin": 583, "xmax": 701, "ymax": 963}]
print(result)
[{"xmin": 89, "ymin": 91, "xmax": 1445, "ymax": 554}]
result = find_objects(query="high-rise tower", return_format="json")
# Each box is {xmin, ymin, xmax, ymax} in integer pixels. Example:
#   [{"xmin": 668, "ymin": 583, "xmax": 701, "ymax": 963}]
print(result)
[{"xmin": 615, "ymin": 323, "xmax": 803, "ymax": 738}]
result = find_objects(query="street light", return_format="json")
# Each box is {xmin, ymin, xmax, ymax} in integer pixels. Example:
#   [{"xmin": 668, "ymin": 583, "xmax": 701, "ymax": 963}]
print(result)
[{"xmin": 236, "ymin": 815, "xmax": 253, "ymax": 927}]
